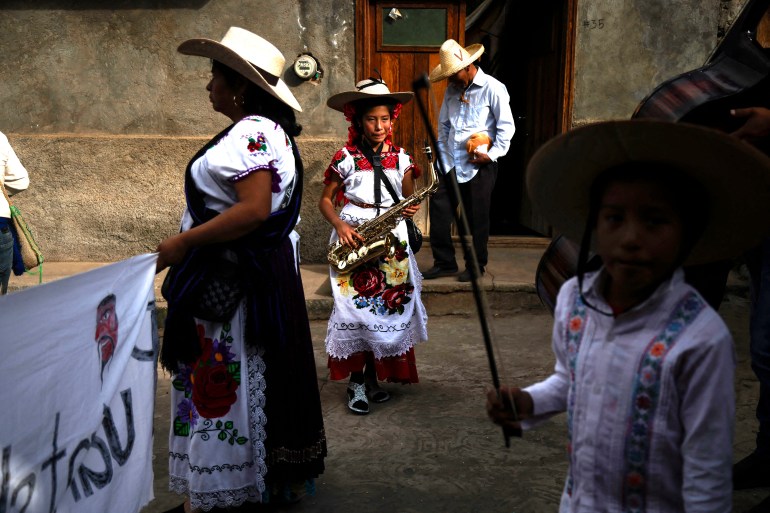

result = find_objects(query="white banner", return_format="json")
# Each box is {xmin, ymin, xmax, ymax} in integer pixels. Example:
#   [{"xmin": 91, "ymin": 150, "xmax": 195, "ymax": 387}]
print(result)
[{"xmin": 0, "ymin": 253, "xmax": 159, "ymax": 513}]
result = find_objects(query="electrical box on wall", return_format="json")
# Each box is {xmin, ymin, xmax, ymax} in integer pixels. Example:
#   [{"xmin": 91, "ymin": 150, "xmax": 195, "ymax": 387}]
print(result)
[{"xmin": 292, "ymin": 53, "xmax": 322, "ymax": 81}]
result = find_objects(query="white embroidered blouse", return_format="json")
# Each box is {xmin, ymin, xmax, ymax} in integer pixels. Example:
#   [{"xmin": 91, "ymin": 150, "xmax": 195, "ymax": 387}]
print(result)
[
  {"xmin": 524, "ymin": 268, "xmax": 735, "ymax": 513},
  {"xmin": 181, "ymin": 116, "xmax": 297, "ymax": 231},
  {"xmin": 325, "ymin": 144, "xmax": 417, "ymax": 209}
]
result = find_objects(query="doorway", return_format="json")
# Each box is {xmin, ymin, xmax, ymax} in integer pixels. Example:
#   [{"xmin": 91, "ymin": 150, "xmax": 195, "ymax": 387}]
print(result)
[{"xmin": 356, "ymin": 0, "xmax": 577, "ymax": 238}]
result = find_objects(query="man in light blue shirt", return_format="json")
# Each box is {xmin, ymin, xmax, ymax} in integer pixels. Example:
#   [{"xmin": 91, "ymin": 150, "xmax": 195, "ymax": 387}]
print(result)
[{"xmin": 423, "ymin": 39, "xmax": 515, "ymax": 282}]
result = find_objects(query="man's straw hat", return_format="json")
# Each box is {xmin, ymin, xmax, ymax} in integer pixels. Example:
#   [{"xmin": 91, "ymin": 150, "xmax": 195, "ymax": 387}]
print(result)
[
  {"xmin": 526, "ymin": 120, "xmax": 770, "ymax": 265},
  {"xmin": 429, "ymin": 39, "xmax": 485, "ymax": 83},
  {"xmin": 178, "ymin": 27, "xmax": 302, "ymax": 112}
]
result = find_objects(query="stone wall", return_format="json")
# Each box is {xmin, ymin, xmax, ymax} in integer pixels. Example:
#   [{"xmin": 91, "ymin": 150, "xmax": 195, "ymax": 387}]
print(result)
[
  {"xmin": 0, "ymin": 0, "xmax": 751, "ymax": 262},
  {"xmin": 1, "ymin": 0, "xmax": 354, "ymax": 262},
  {"xmin": 8, "ymin": 134, "xmax": 343, "ymax": 263},
  {"xmin": 571, "ymin": 0, "xmax": 747, "ymax": 125}
]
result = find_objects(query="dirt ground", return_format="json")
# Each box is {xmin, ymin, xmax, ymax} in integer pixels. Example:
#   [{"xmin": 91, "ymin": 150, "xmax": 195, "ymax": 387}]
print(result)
[{"xmin": 141, "ymin": 289, "xmax": 768, "ymax": 513}]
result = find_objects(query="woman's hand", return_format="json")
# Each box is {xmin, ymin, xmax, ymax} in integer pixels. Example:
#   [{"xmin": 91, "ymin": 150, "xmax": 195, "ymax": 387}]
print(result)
[
  {"xmin": 334, "ymin": 221, "xmax": 364, "ymax": 248},
  {"xmin": 402, "ymin": 204, "xmax": 420, "ymax": 219},
  {"xmin": 156, "ymin": 233, "xmax": 189, "ymax": 273},
  {"xmin": 485, "ymin": 386, "xmax": 533, "ymax": 432}
]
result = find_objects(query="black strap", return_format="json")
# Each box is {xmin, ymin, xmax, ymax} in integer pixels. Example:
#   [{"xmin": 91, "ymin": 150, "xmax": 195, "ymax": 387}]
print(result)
[{"xmin": 359, "ymin": 141, "xmax": 400, "ymax": 215}]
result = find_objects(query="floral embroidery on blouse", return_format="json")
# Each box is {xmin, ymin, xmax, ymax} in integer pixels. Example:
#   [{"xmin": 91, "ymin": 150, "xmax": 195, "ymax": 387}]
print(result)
[
  {"xmin": 245, "ymin": 133, "xmax": 268, "ymax": 153},
  {"xmin": 565, "ymin": 293, "xmax": 587, "ymax": 497},
  {"xmin": 622, "ymin": 291, "xmax": 705, "ymax": 512},
  {"xmin": 336, "ymin": 241, "xmax": 413, "ymax": 315},
  {"xmin": 322, "ymin": 145, "xmax": 421, "ymax": 207},
  {"xmin": 171, "ymin": 323, "xmax": 248, "ymax": 446}
]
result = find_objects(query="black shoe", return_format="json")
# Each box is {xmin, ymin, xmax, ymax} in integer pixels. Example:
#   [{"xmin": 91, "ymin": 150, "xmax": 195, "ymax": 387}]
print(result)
[
  {"xmin": 734, "ymin": 450, "xmax": 770, "ymax": 490},
  {"xmin": 458, "ymin": 268, "xmax": 484, "ymax": 282},
  {"xmin": 422, "ymin": 265, "xmax": 458, "ymax": 279},
  {"xmin": 747, "ymin": 494, "xmax": 770, "ymax": 513}
]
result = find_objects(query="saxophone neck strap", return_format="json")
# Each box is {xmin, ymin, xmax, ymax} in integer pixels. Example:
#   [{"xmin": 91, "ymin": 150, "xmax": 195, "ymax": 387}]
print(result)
[
  {"xmin": 360, "ymin": 140, "xmax": 399, "ymax": 216},
  {"xmin": 361, "ymin": 139, "xmax": 399, "ymax": 216}
]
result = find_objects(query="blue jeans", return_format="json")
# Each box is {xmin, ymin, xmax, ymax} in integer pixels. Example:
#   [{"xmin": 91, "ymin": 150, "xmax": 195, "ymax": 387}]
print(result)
[
  {"xmin": 748, "ymin": 238, "xmax": 770, "ymax": 455},
  {"xmin": 0, "ymin": 222, "xmax": 13, "ymax": 295}
]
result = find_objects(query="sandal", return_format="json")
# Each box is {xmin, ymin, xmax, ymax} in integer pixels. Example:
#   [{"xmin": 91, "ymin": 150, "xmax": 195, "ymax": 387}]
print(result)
[
  {"xmin": 346, "ymin": 382, "xmax": 369, "ymax": 414},
  {"xmin": 366, "ymin": 381, "xmax": 391, "ymax": 403}
]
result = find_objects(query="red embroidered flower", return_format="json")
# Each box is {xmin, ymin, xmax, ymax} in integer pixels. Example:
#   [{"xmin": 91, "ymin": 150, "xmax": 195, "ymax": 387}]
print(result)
[
  {"xmin": 650, "ymin": 342, "xmax": 666, "ymax": 357},
  {"xmin": 381, "ymin": 153, "xmax": 399, "ymax": 169},
  {"xmin": 351, "ymin": 266, "xmax": 387, "ymax": 297},
  {"xmin": 246, "ymin": 134, "xmax": 267, "ymax": 153},
  {"xmin": 626, "ymin": 472, "xmax": 644, "ymax": 489},
  {"xmin": 197, "ymin": 324, "xmax": 214, "ymax": 358},
  {"xmin": 635, "ymin": 393, "xmax": 652, "ymax": 411},
  {"xmin": 393, "ymin": 243, "xmax": 407, "ymax": 261},
  {"xmin": 191, "ymin": 363, "xmax": 239, "ymax": 418},
  {"xmin": 381, "ymin": 284, "xmax": 413, "ymax": 311},
  {"xmin": 569, "ymin": 317, "xmax": 582, "ymax": 332}
]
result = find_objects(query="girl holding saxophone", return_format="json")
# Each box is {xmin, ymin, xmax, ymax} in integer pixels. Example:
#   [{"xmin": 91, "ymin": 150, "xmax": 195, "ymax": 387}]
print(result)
[{"xmin": 319, "ymin": 77, "xmax": 429, "ymax": 415}]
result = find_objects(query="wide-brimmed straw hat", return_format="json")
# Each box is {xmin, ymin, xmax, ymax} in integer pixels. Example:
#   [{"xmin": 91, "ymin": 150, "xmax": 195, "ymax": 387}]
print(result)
[
  {"xmin": 178, "ymin": 26, "xmax": 302, "ymax": 112},
  {"xmin": 526, "ymin": 119, "xmax": 770, "ymax": 265},
  {"xmin": 327, "ymin": 78, "xmax": 413, "ymax": 112},
  {"xmin": 429, "ymin": 39, "xmax": 485, "ymax": 83}
]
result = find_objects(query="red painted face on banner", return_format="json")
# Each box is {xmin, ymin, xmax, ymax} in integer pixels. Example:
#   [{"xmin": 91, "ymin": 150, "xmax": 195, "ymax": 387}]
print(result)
[{"xmin": 95, "ymin": 295, "xmax": 119, "ymax": 371}]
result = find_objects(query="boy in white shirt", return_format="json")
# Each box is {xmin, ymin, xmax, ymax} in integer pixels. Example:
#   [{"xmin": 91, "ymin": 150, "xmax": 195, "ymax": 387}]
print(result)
[{"xmin": 487, "ymin": 120, "xmax": 770, "ymax": 512}]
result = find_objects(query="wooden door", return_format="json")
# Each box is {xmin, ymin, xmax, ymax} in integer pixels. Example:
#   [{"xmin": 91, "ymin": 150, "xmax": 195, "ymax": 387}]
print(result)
[
  {"xmin": 356, "ymin": 0, "xmax": 465, "ymax": 231},
  {"xmin": 485, "ymin": 0, "xmax": 577, "ymax": 237}
]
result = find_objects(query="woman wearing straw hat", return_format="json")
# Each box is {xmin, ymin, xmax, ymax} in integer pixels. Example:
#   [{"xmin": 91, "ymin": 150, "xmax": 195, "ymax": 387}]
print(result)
[
  {"xmin": 487, "ymin": 120, "xmax": 770, "ymax": 511},
  {"xmin": 319, "ymin": 77, "xmax": 429, "ymax": 415},
  {"xmin": 422, "ymin": 38, "xmax": 515, "ymax": 282},
  {"xmin": 156, "ymin": 27, "xmax": 326, "ymax": 512}
]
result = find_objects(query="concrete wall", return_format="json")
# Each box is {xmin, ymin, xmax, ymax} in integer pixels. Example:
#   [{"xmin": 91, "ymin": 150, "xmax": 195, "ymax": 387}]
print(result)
[
  {"xmin": 572, "ymin": 0, "xmax": 746, "ymax": 125},
  {"xmin": 1, "ymin": 0, "xmax": 354, "ymax": 262},
  {"xmin": 0, "ymin": 0, "xmax": 750, "ymax": 263}
]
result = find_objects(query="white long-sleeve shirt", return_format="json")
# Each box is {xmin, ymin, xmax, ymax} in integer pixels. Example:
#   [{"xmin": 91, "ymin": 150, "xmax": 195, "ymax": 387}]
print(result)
[
  {"xmin": 524, "ymin": 268, "xmax": 734, "ymax": 512},
  {"xmin": 0, "ymin": 131, "xmax": 29, "ymax": 219},
  {"xmin": 436, "ymin": 67, "xmax": 515, "ymax": 183}
]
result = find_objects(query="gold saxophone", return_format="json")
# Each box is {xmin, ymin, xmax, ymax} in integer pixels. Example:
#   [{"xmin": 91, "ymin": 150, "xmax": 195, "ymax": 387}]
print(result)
[{"xmin": 327, "ymin": 144, "xmax": 439, "ymax": 273}]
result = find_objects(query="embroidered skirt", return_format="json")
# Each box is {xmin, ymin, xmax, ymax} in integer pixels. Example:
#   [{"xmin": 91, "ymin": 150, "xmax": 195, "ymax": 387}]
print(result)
[
  {"xmin": 169, "ymin": 299, "xmax": 326, "ymax": 509},
  {"xmin": 324, "ymin": 204, "xmax": 429, "ymax": 382}
]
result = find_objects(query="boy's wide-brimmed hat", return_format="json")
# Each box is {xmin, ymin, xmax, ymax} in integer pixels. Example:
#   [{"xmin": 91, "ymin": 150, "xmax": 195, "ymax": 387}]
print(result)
[
  {"xmin": 327, "ymin": 78, "xmax": 414, "ymax": 112},
  {"xmin": 178, "ymin": 26, "xmax": 302, "ymax": 112},
  {"xmin": 526, "ymin": 119, "xmax": 770, "ymax": 265},
  {"xmin": 429, "ymin": 39, "xmax": 485, "ymax": 82}
]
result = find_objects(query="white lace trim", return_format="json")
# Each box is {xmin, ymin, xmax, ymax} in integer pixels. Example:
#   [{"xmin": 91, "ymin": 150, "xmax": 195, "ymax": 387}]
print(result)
[
  {"xmin": 169, "ymin": 476, "xmax": 262, "ymax": 511},
  {"xmin": 325, "ymin": 321, "xmax": 426, "ymax": 360},
  {"xmin": 246, "ymin": 344, "xmax": 268, "ymax": 496}
]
